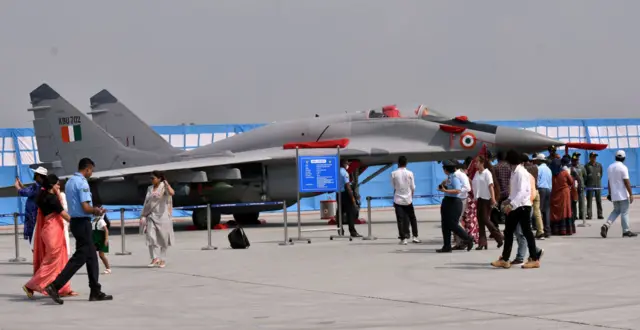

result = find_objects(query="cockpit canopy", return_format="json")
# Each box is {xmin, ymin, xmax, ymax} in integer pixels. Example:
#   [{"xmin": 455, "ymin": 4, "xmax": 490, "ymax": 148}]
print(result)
[{"xmin": 367, "ymin": 104, "xmax": 448, "ymax": 119}]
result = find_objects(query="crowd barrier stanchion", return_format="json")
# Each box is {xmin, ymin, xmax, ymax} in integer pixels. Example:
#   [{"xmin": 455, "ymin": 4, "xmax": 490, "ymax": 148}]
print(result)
[
  {"xmin": 278, "ymin": 201, "xmax": 293, "ymax": 246},
  {"xmin": 201, "ymin": 204, "xmax": 218, "ymax": 250},
  {"xmin": 115, "ymin": 208, "xmax": 132, "ymax": 256},
  {"xmin": 360, "ymin": 194, "xmax": 439, "ymax": 241},
  {"xmin": 362, "ymin": 197, "xmax": 377, "ymax": 241},
  {"xmin": 330, "ymin": 146, "xmax": 352, "ymax": 241},
  {"xmin": 9, "ymin": 213, "xmax": 26, "ymax": 263}
]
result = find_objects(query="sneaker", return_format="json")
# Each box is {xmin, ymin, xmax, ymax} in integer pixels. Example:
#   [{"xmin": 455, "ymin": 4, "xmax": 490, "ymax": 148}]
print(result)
[
  {"xmin": 491, "ymin": 257, "xmax": 511, "ymax": 269},
  {"xmin": 623, "ymin": 231, "xmax": 638, "ymax": 237},
  {"xmin": 510, "ymin": 259, "xmax": 524, "ymax": 265},
  {"xmin": 600, "ymin": 224, "xmax": 609, "ymax": 238},
  {"xmin": 522, "ymin": 258, "xmax": 540, "ymax": 269},
  {"xmin": 89, "ymin": 291, "xmax": 113, "ymax": 302},
  {"xmin": 535, "ymin": 233, "xmax": 545, "ymax": 240},
  {"xmin": 412, "ymin": 237, "xmax": 421, "ymax": 244},
  {"xmin": 399, "ymin": 239, "xmax": 408, "ymax": 245},
  {"xmin": 537, "ymin": 248, "xmax": 544, "ymax": 262}
]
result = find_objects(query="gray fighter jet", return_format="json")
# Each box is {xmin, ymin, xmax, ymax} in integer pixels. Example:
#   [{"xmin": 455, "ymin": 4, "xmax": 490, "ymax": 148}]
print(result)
[{"xmin": 0, "ymin": 83, "xmax": 563, "ymax": 229}]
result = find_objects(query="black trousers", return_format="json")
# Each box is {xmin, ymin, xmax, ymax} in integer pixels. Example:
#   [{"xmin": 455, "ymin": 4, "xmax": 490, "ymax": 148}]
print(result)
[
  {"xmin": 336, "ymin": 192, "xmax": 357, "ymax": 234},
  {"xmin": 440, "ymin": 196, "xmax": 472, "ymax": 249},
  {"xmin": 52, "ymin": 217, "xmax": 101, "ymax": 293},
  {"xmin": 501, "ymin": 206, "xmax": 538, "ymax": 261},
  {"xmin": 586, "ymin": 189, "xmax": 603, "ymax": 218},
  {"xmin": 394, "ymin": 203, "xmax": 418, "ymax": 239}
]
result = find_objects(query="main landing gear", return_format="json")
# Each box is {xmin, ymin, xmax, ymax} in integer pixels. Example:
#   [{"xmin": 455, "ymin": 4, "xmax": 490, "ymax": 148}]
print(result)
[
  {"xmin": 192, "ymin": 207, "xmax": 221, "ymax": 230},
  {"xmin": 191, "ymin": 209, "xmax": 261, "ymax": 230}
]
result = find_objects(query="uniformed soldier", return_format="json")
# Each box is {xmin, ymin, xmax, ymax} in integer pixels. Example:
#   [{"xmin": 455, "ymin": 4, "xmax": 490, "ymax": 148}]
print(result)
[
  {"xmin": 45, "ymin": 158, "xmax": 113, "ymax": 304},
  {"xmin": 584, "ymin": 152, "xmax": 604, "ymax": 219},
  {"xmin": 336, "ymin": 159, "xmax": 362, "ymax": 238},
  {"xmin": 570, "ymin": 152, "xmax": 586, "ymax": 221},
  {"xmin": 547, "ymin": 146, "xmax": 561, "ymax": 164}
]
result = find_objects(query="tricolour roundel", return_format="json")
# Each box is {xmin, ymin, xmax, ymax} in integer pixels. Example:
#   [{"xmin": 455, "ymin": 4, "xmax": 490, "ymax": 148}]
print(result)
[{"xmin": 459, "ymin": 132, "xmax": 476, "ymax": 149}]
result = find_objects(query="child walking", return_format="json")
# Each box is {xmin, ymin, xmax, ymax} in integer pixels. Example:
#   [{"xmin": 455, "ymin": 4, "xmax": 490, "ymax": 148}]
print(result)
[{"xmin": 92, "ymin": 212, "xmax": 112, "ymax": 274}]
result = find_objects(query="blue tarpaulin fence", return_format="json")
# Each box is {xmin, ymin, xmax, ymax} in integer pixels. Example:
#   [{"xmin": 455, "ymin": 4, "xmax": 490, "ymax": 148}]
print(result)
[{"xmin": 2, "ymin": 118, "xmax": 640, "ymax": 225}]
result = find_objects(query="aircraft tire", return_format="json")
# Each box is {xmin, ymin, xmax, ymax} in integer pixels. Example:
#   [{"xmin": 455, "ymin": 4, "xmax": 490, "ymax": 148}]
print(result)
[
  {"xmin": 232, "ymin": 212, "xmax": 261, "ymax": 225},
  {"xmin": 192, "ymin": 208, "xmax": 221, "ymax": 230}
]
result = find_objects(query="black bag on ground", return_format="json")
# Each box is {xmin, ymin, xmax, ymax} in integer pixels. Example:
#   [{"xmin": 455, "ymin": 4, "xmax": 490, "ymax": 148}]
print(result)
[{"xmin": 228, "ymin": 226, "xmax": 250, "ymax": 249}]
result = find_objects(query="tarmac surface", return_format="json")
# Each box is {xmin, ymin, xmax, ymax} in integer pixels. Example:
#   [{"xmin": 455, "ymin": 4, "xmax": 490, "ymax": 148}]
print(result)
[{"xmin": 1, "ymin": 202, "xmax": 640, "ymax": 330}]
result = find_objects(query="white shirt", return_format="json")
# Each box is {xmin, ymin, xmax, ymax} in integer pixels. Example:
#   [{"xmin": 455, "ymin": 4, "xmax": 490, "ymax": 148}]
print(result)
[
  {"xmin": 391, "ymin": 167, "xmax": 416, "ymax": 205},
  {"xmin": 472, "ymin": 168, "xmax": 493, "ymax": 201},
  {"xmin": 509, "ymin": 165, "xmax": 532, "ymax": 209},
  {"xmin": 454, "ymin": 169, "xmax": 471, "ymax": 199},
  {"xmin": 94, "ymin": 216, "xmax": 107, "ymax": 231},
  {"xmin": 608, "ymin": 161, "xmax": 630, "ymax": 201}
]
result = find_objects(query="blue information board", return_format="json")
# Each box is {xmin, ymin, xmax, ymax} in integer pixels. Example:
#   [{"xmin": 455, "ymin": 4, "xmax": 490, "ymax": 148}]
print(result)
[{"xmin": 298, "ymin": 155, "xmax": 339, "ymax": 193}]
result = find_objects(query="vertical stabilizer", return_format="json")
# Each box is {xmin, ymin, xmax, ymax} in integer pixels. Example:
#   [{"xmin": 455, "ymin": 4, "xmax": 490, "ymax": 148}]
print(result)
[
  {"xmin": 29, "ymin": 83, "xmax": 168, "ymax": 177},
  {"xmin": 88, "ymin": 90, "xmax": 178, "ymax": 154}
]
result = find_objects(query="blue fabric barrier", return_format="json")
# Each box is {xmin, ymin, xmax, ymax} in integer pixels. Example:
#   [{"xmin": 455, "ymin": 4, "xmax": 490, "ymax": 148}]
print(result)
[{"xmin": 2, "ymin": 119, "xmax": 640, "ymax": 225}]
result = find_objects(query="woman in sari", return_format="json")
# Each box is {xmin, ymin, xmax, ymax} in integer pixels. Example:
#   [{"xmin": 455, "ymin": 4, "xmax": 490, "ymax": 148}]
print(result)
[
  {"xmin": 22, "ymin": 174, "xmax": 77, "ymax": 298},
  {"xmin": 549, "ymin": 158, "xmax": 576, "ymax": 235},
  {"xmin": 453, "ymin": 157, "xmax": 480, "ymax": 249},
  {"xmin": 140, "ymin": 170, "xmax": 175, "ymax": 268}
]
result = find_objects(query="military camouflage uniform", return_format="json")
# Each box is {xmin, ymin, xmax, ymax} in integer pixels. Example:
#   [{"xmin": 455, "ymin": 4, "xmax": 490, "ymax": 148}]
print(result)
[{"xmin": 584, "ymin": 161, "xmax": 604, "ymax": 219}]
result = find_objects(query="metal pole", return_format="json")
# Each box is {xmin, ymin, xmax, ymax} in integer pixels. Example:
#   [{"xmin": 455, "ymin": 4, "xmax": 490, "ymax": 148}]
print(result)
[
  {"xmin": 116, "ymin": 208, "xmax": 131, "ymax": 255},
  {"xmin": 290, "ymin": 147, "xmax": 311, "ymax": 243},
  {"xmin": 362, "ymin": 197, "xmax": 377, "ymax": 240},
  {"xmin": 9, "ymin": 213, "xmax": 26, "ymax": 262},
  {"xmin": 279, "ymin": 201, "xmax": 292, "ymax": 245},
  {"xmin": 330, "ymin": 146, "xmax": 351, "ymax": 241},
  {"xmin": 296, "ymin": 146, "xmax": 302, "ymax": 240},
  {"xmin": 202, "ymin": 204, "xmax": 218, "ymax": 250}
]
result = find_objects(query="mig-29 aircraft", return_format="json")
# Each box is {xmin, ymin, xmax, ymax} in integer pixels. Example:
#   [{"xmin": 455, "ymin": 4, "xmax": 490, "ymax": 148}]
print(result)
[{"xmin": 0, "ymin": 83, "xmax": 564, "ymax": 229}]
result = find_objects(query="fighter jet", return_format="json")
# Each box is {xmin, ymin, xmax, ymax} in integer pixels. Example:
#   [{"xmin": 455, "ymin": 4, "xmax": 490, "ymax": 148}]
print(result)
[{"xmin": 0, "ymin": 83, "xmax": 564, "ymax": 229}]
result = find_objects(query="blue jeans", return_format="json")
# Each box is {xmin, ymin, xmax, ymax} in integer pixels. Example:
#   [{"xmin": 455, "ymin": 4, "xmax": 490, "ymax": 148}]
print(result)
[
  {"xmin": 607, "ymin": 199, "xmax": 630, "ymax": 232},
  {"xmin": 515, "ymin": 208, "xmax": 542, "ymax": 261}
]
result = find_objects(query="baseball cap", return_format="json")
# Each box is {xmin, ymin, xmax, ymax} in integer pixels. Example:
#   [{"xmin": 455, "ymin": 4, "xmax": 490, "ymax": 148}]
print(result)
[
  {"xmin": 534, "ymin": 154, "xmax": 546, "ymax": 161},
  {"xmin": 571, "ymin": 152, "xmax": 581, "ymax": 160},
  {"xmin": 616, "ymin": 150, "xmax": 626, "ymax": 158},
  {"xmin": 589, "ymin": 152, "xmax": 598, "ymax": 157}
]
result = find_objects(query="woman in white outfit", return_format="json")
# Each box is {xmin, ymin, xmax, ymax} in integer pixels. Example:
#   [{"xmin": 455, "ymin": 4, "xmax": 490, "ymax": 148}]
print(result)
[{"xmin": 140, "ymin": 171, "xmax": 175, "ymax": 268}]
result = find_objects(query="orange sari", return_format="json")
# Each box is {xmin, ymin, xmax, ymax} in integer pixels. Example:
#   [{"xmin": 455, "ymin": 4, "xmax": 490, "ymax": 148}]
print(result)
[{"xmin": 25, "ymin": 209, "xmax": 73, "ymax": 295}]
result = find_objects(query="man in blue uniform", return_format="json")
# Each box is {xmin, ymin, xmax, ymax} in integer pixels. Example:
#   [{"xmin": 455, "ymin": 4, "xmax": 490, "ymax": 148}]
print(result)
[
  {"xmin": 45, "ymin": 158, "xmax": 112, "ymax": 304},
  {"xmin": 335, "ymin": 159, "xmax": 361, "ymax": 238},
  {"xmin": 14, "ymin": 166, "xmax": 47, "ymax": 246}
]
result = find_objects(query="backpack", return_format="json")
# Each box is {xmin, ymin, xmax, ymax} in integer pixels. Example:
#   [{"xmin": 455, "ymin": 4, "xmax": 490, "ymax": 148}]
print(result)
[
  {"xmin": 228, "ymin": 226, "xmax": 250, "ymax": 249},
  {"xmin": 103, "ymin": 214, "xmax": 111, "ymax": 230}
]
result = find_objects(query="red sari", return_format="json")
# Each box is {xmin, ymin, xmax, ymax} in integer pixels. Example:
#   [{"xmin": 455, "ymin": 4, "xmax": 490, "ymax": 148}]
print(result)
[
  {"xmin": 25, "ymin": 209, "xmax": 73, "ymax": 296},
  {"xmin": 550, "ymin": 170, "xmax": 575, "ymax": 235}
]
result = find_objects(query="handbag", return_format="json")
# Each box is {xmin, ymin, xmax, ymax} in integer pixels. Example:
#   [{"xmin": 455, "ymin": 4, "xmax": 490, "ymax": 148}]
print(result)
[{"xmin": 228, "ymin": 226, "xmax": 250, "ymax": 249}]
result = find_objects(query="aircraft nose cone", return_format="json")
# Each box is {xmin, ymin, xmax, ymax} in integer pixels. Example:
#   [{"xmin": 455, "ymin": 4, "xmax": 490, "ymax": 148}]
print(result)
[{"xmin": 495, "ymin": 126, "xmax": 562, "ymax": 152}]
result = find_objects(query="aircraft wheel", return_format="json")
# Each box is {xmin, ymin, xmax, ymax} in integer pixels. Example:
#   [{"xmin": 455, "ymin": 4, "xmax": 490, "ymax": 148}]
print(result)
[
  {"xmin": 192, "ymin": 208, "xmax": 221, "ymax": 230},
  {"xmin": 233, "ymin": 212, "xmax": 261, "ymax": 225}
]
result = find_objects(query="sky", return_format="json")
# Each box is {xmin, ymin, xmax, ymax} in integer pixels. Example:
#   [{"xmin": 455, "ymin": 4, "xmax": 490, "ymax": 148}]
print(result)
[{"xmin": 0, "ymin": 0, "xmax": 638, "ymax": 128}]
